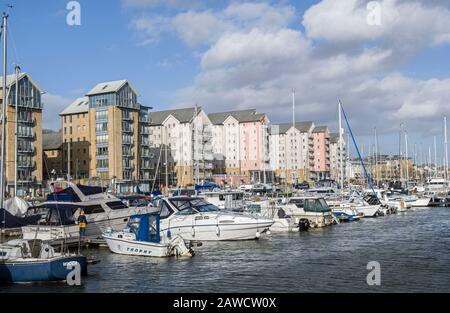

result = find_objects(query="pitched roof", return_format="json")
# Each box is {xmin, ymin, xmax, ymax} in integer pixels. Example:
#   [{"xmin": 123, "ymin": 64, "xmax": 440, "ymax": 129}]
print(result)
[
  {"xmin": 42, "ymin": 130, "xmax": 62, "ymax": 150},
  {"xmin": 150, "ymin": 107, "xmax": 199, "ymax": 125},
  {"xmin": 0, "ymin": 72, "xmax": 44, "ymax": 93},
  {"xmin": 330, "ymin": 133, "xmax": 339, "ymax": 144},
  {"xmin": 312, "ymin": 126, "xmax": 329, "ymax": 133},
  {"xmin": 60, "ymin": 96, "xmax": 89, "ymax": 115},
  {"xmin": 86, "ymin": 79, "xmax": 140, "ymax": 96},
  {"xmin": 270, "ymin": 122, "xmax": 314, "ymax": 135},
  {"xmin": 208, "ymin": 109, "xmax": 266, "ymax": 124}
]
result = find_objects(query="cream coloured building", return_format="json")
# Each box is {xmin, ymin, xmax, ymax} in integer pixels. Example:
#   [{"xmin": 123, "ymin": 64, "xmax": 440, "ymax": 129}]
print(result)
[
  {"xmin": 149, "ymin": 107, "xmax": 213, "ymax": 187},
  {"xmin": 269, "ymin": 122, "xmax": 315, "ymax": 184}
]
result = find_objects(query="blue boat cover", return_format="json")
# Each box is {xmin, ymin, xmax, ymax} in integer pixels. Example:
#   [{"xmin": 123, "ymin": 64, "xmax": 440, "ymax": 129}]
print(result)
[
  {"xmin": 130, "ymin": 213, "xmax": 160, "ymax": 243},
  {"xmin": 47, "ymin": 184, "xmax": 107, "ymax": 202},
  {"xmin": 0, "ymin": 208, "xmax": 42, "ymax": 228}
]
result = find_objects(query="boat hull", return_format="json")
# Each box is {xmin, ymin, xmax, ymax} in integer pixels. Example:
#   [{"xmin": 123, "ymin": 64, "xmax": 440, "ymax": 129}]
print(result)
[
  {"xmin": 0, "ymin": 255, "xmax": 87, "ymax": 283},
  {"xmin": 102, "ymin": 235, "xmax": 172, "ymax": 257},
  {"xmin": 161, "ymin": 221, "xmax": 274, "ymax": 241}
]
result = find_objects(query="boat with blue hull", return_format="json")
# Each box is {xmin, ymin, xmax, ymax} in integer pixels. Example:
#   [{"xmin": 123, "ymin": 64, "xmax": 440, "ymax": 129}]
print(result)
[{"xmin": 0, "ymin": 239, "xmax": 87, "ymax": 283}]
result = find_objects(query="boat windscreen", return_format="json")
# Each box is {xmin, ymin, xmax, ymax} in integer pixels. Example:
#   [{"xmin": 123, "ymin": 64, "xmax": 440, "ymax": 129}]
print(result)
[
  {"xmin": 304, "ymin": 199, "xmax": 331, "ymax": 213},
  {"xmin": 170, "ymin": 198, "xmax": 220, "ymax": 212}
]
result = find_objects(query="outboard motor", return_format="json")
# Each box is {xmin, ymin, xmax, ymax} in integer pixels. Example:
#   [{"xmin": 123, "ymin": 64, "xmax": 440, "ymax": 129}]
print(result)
[{"xmin": 298, "ymin": 218, "xmax": 310, "ymax": 232}]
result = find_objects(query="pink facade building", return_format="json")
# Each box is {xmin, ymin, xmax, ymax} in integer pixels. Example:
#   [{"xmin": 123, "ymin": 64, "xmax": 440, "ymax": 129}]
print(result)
[
  {"xmin": 208, "ymin": 109, "xmax": 270, "ymax": 183},
  {"xmin": 311, "ymin": 126, "xmax": 331, "ymax": 180}
]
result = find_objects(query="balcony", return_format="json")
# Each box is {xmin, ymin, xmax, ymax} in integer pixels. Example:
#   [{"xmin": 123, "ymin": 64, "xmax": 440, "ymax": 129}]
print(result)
[
  {"xmin": 141, "ymin": 163, "xmax": 152, "ymax": 170},
  {"xmin": 141, "ymin": 140, "xmax": 151, "ymax": 147},
  {"xmin": 18, "ymin": 131, "xmax": 34, "ymax": 139},
  {"xmin": 122, "ymin": 114, "xmax": 134, "ymax": 122},
  {"xmin": 18, "ymin": 116, "xmax": 35, "ymax": 125},
  {"xmin": 18, "ymin": 161, "xmax": 35, "ymax": 169},
  {"xmin": 18, "ymin": 146, "xmax": 35, "ymax": 154},
  {"xmin": 122, "ymin": 127, "xmax": 134, "ymax": 134},
  {"xmin": 139, "ymin": 116, "xmax": 151, "ymax": 124},
  {"xmin": 140, "ymin": 128, "xmax": 152, "ymax": 135}
]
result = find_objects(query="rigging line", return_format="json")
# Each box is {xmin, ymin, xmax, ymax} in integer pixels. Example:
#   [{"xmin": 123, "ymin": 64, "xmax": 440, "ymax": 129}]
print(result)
[
  {"xmin": 340, "ymin": 101, "xmax": 377, "ymax": 198},
  {"xmin": 7, "ymin": 25, "xmax": 20, "ymax": 66}
]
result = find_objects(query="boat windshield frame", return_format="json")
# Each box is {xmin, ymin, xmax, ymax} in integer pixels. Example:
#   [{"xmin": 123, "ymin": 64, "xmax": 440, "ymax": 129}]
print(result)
[{"xmin": 169, "ymin": 198, "xmax": 221, "ymax": 214}]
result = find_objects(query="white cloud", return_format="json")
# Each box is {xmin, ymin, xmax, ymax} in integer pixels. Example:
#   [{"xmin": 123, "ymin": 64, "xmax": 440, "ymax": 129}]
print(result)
[
  {"xmin": 127, "ymin": 0, "xmax": 450, "ymax": 140},
  {"xmin": 129, "ymin": 2, "xmax": 297, "ymax": 47},
  {"xmin": 302, "ymin": 0, "xmax": 450, "ymax": 51},
  {"xmin": 42, "ymin": 93, "xmax": 72, "ymax": 131}
]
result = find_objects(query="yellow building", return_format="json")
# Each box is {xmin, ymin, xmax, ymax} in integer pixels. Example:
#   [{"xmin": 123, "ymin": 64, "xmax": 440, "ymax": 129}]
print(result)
[
  {"xmin": 60, "ymin": 96, "xmax": 91, "ymax": 181},
  {"xmin": 0, "ymin": 73, "xmax": 44, "ymax": 196},
  {"xmin": 59, "ymin": 80, "xmax": 152, "ymax": 193},
  {"xmin": 42, "ymin": 130, "xmax": 63, "ymax": 180}
]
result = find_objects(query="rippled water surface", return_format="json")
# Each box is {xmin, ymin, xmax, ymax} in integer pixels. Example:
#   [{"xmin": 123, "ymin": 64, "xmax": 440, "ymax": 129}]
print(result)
[{"xmin": 2, "ymin": 207, "xmax": 450, "ymax": 292}]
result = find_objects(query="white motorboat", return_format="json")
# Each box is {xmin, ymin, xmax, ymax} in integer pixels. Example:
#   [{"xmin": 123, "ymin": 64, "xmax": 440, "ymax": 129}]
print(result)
[
  {"xmin": 244, "ymin": 200, "xmax": 301, "ymax": 232},
  {"xmin": 21, "ymin": 182, "xmax": 154, "ymax": 245},
  {"xmin": 339, "ymin": 195, "xmax": 384, "ymax": 218},
  {"xmin": 155, "ymin": 196, "xmax": 274, "ymax": 241},
  {"xmin": 426, "ymin": 178, "xmax": 447, "ymax": 191},
  {"xmin": 200, "ymin": 191, "xmax": 245, "ymax": 210},
  {"xmin": 277, "ymin": 196, "xmax": 336, "ymax": 228},
  {"xmin": 102, "ymin": 213, "xmax": 193, "ymax": 258},
  {"xmin": 409, "ymin": 196, "xmax": 431, "ymax": 207}
]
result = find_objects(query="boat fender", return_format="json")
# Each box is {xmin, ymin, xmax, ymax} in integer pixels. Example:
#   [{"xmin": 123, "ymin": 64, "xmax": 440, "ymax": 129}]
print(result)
[
  {"xmin": 191, "ymin": 227, "xmax": 195, "ymax": 237},
  {"xmin": 266, "ymin": 230, "xmax": 271, "ymax": 236},
  {"xmin": 167, "ymin": 230, "xmax": 172, "ymax": 239},
  {"xmin": 216, "ymin": 225, "xmax": 220, "ymax": 237},
  {"xmin": 255, "ymin": 231, "xmax": 260, "ymax": 239}
]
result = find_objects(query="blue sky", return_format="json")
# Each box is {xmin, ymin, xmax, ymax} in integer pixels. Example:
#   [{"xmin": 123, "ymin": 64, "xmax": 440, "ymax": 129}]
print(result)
[{"xmin": 4, "ymin": 0, "xmax": 450, "ymax": 158}]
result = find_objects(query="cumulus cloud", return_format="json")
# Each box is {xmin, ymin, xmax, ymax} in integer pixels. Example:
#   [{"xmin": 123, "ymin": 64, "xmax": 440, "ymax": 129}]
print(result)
[
  {"xmin": 127, "ymin": 0, "xmax": 450, "ymax": 143},
  {"xmin": 42, "ymin": 93, "xmax": 72, "ymax": 131}
]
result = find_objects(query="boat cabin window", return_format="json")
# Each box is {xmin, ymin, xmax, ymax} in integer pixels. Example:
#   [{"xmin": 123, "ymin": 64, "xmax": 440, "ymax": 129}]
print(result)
[
  {"xmin": 169, "ymin": 198, "xmax": 221, "ymax": 213},
  {"xmin": 106, "ymin": 201, "xmax": 129, "ymax": 210},
  {"xmin": 175, "ymin": 207, "xmax": 197, "ymax": 216},
  {"xmin": 219, "ymin": 193, "xmax": 243, "ymax": 201},
  {"xmin": 159, "ymin": 200, "xmax": 174, "ymax": 219},
  {"xmin": 289, "ymin": 198, "xmax": 304, "ymax": 208},
  {"xmin": 82, "ymin": 205, "xmax": 105, "ymax": 214},
  {"xmin": 303, "ymin": 199, "xmax": 331, "ymax": 213}
]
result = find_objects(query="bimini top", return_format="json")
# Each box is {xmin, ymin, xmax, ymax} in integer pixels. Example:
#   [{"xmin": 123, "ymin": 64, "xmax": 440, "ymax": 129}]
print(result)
[{"xmin": 47, "ymin": 184, "xmax": 107, "ymax": 202}]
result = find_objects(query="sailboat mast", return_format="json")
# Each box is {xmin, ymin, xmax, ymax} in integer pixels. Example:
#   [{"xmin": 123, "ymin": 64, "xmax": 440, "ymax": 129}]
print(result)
[
  {"xmin": 444, "ymin": 116, "xmax": 448, "ymax": 183},
  {"xmin": 338, "ymin": 100, "xmax": 344, "ymax": 193},
  {"xmin": 434, "ymin": 135, "xmax": 437, "ymax": 177},
  {"xmin": 374, "ymin": 127, "xmax": 378, "ymax": 187},
  {"xmin": 405, "ymin": 129, "xmax": 409, "ymax": 183},
  {"xmin": 292, "ymin": 89, "xmax": 295, "ymax": 128},
  {"xmin": 399, "ymin": 124, "xmax": 403, "ymax": 182},
  {"xmin": 14, "ymin": 65, "xmax": 19, "ymax": 197},
  {"xmin": 0, "ymin": 13, "xmax": 8, "ymax": 208}
]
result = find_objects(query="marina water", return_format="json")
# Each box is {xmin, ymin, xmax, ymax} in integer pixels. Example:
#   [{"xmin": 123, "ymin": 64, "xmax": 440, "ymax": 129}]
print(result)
[{"xmin": 1, "ymin": 207, "xmax": 449, "ymax": 293}]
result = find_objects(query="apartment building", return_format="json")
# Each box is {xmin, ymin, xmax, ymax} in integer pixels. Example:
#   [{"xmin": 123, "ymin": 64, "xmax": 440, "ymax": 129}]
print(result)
[
  {"xmin": 329, "ymin": 133, "xmax": 347, "ymax": 183},
  {"xmin": 0, "ymin": 73, "xmax": 44, "ymax": 196},
  {"xmin": 149, "ymin": 107, "xmax": 213, "ymax": 187},
  {"xmin": 60, "ymin": 96, "xmax": 90, "ymax": 180},
  {"xmin": 311, "ymin": 126, "xmax": 331, "ymax": 180},
  {"xmin": 208, "ymin": 109, "xmax": 270, "ymax": 183},
  {"xmin": 59, "ymin": 80, "xmax": 152, "ymax": 193},
  {"xmin": 269, "ymin": 122, "xmax": 315, "ymax": 184}
]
